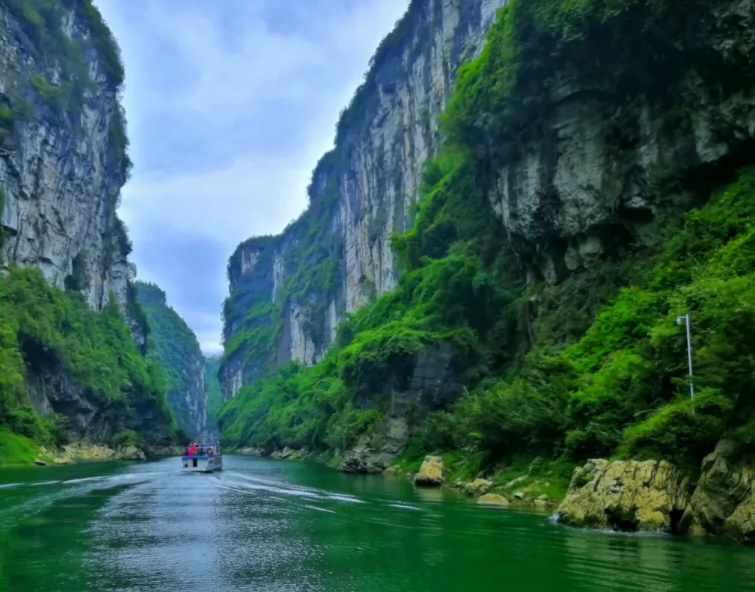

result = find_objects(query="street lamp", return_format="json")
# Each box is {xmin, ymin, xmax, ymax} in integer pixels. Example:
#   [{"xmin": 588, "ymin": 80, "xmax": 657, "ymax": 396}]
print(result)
[{"xmin": 676, "ymin": 313, "xmax": 695, "ymax": 402}]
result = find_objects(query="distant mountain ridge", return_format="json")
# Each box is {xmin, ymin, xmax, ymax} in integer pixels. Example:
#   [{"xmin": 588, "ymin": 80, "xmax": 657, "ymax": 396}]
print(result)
[{"xmin": 135, "ymin": 281, "xmax": 207, "ymax": 437}]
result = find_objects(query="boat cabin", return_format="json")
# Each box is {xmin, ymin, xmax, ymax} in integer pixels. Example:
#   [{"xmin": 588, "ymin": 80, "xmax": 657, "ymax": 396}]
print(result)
[{"xmin": 181, "ymin": 442, "xmax": 223, "ymax": 473}]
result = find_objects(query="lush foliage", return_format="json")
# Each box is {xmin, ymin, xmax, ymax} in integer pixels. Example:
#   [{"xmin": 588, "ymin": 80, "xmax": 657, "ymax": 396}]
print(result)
[
  {"xmin": 0, "ymin": 268, "xmax": 175, "ymax": 452},
  {"xmin": 420, "ymin": 169, "xmax": 755, "ymax": 469},
  {"xmin": 110, "ymin": 429, "xmax": 142, "ymax": 448},
  {"xmin": 0, "ymin": 428, "xmax": 41, "ymax": 466},
  {"xmin": 204, "ymin": 357, "xmax": 223, "ymax": 434},
  {"xmin": 135, "ymin": 282, "xmax": 204, "ymax": 437},
  {"xmin": 220, "ymin": 0, "xmax": 755, "ymax": 475}
]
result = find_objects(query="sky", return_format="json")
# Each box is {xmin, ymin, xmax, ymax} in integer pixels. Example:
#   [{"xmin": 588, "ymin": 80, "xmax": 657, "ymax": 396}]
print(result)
[{"xmin": 94, "ymin": 0, "xmax": 409, "ymax": 355}]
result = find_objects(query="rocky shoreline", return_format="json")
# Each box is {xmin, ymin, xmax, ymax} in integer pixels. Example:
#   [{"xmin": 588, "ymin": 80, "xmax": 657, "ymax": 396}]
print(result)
[
  {"xmin": 32, "ymin": 443, "xmax": 185, "ymax": 466},
  {"xmin": 234, "ymin": 447, "xmax": 560, "ymax": 510},
  {"xmin": 557, "ymin": 440, "xmax": 755, "ymax": 544},
  {"xmin": 235, "ymin": 441, "xmax": 755, "ymax": 545}
]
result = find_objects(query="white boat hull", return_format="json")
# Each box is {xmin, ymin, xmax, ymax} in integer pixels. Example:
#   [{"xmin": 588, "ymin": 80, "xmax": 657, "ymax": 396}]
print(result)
[{"xmin": 181, "ymin": 455, "xmax": 223, "ymax": 473}]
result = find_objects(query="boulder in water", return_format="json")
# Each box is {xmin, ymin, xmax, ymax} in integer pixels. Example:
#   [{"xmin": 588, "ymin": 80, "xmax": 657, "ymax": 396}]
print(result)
[
  {"xmin": 414, "ymin": 456, "xmax": 444, "ymax": 486},
  {"xmin": 477, "ymin": 494, "xmax": 509, "ymax": 507}
]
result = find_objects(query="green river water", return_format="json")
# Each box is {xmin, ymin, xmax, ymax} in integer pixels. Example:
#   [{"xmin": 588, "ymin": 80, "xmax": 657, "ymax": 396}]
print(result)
[{"xmin": 1, "ymin": 455, "xmax": 754, "ymax": 591}]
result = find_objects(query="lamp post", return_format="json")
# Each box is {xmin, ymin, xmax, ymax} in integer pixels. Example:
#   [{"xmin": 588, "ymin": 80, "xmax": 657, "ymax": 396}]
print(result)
[{"xmin": 676, "ymin": 313, "xmax": 695, "ymax": 402}]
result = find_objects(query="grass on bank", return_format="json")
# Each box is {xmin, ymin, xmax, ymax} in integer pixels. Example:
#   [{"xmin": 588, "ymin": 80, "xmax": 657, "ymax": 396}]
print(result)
[{"xmin": 0, "ymin": 428, "xmax": 41, "ymax": 466}]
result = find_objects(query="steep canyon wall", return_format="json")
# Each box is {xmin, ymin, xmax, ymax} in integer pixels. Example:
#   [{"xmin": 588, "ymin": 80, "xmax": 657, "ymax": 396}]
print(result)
[
  {"xmin": 0, "ymin": 0, "xmax": 132, "ymax": 311},
  {"xmin": 0, "ymin": 0, "xmax": 176, "ymax": 448},
  {"xmin": 221, "ymin": 0, "xmax": 507, "ymax": 400}
]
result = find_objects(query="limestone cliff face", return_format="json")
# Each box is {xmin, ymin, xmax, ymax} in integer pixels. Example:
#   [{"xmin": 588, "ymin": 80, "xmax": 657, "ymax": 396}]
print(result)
[
  {"xmin": 0, "ymin": 1, "xmax": 132, "ymax": 311},
  {"xmin": 487, "ymin": 0, "xmax": 755, "ymax": 284},
  {"xmin": 221, "ymin": 0, "xmax": 506, "ymax": 400},
  {"xmin": 0, "ymin": 2, "xmax": 162, "ymax": 445}
]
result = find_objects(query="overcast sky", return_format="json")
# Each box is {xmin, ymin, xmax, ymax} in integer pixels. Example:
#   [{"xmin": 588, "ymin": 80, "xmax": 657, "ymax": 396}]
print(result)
[{"xmin": 94, "ymin": 0, "xmax": 409, "ymax": 354}]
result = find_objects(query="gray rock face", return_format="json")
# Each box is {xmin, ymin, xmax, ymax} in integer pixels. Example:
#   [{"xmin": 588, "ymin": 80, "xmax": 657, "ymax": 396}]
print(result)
[
  {"xmin": 221, "ymin": 0, "xmax": 506, "ymax": 400},
  {"xmin": 683, "ymin": 440, "xmax": 755, "ymax": 544},
  {"xmin": 0, "ymin": 4, "xmax": 131, "ymax": 311},
  {"xmin": 339, "ymin": 417, "xmax": 410, "ymax": 474},
  {"xmin": 489, "ymin": 0, "xmax": 755, "ymax": 283}
]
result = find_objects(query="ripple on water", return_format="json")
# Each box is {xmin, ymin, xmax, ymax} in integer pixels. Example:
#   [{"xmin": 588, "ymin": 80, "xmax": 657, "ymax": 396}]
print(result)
[{"xmin": 4, "ymin": 456, "xmax": 755, "ymax": 592}]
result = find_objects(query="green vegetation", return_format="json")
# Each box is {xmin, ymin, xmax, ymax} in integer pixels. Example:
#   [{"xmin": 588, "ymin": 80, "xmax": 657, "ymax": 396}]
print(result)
[
  {"xmin": 0, "ymin": 267, "xmax": 177, "ymax": 460},
  {"xmin": 134, "ymin": 282, "xmax": 204, "ymax": 437},
  {"xmin": 4, "ymin": 0, "xmax": 131, "ymax": 178},
  {"xmin": 110, "ymin": 429, "xmax": 142, "ymax": 448},
  {"xmin": 204, "ymin": 356, "xmax": 223, "ymax": 433},
  {"xmin": 219, "ymin": 0, "xmax": 755, "ymax": 482},
  {"xmin": 0, "ymin": 428, "xmax": 40, "ymax": 466}
]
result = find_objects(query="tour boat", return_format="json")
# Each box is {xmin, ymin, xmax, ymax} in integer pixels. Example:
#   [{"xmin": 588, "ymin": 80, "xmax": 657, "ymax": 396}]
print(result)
[{"xmin": 181, "ymin": 442, "xmax": 223, "ymax": 473}]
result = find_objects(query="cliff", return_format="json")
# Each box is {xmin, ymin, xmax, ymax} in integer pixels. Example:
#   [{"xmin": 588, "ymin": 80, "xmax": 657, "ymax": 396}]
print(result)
[
  {"xmin": 203, "ymin": 356, "xmax": 222, "ymax": 436},
  {"xmin": 0, "ymin": 0, "xmax": 177, "ymax": 456},
  {"xmin": 0, "ymin": 0, "xmax": 133, "ymax": 311},
  {"xmin": 220, "ymin": 0, "xmax": 755, "ymax": 512},
  {"xmin": 220, "ymin": 0, "xmax": 506, "ymax": 400},
  {"xmin": 135, "ymin": 282, "xmax": 206, "ymax": 437}
]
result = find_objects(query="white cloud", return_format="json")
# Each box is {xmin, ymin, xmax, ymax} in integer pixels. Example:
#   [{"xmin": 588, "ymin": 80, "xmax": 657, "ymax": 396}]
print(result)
[{"xmin": 95, "ymin": 0, "xmax": 410, "ymax": 354}]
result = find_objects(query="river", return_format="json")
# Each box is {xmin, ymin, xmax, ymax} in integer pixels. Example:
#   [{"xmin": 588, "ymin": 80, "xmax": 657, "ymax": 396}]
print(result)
[{"xmin": 1, "ymin": 455, "xmax": 754, "ymax": 591}]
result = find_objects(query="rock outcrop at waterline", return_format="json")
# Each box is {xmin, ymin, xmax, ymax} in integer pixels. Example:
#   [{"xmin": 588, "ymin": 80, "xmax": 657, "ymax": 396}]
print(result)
[
  {"xmin": 557, "ymin": 441, "xmax": 755, "ymax": 543},
  {"xmin": 37, "ymin": 442, "xmax": 146, "ymax": 465},
  {"xmin": 557, "ymin": 459, "xmax": 690, "ymax": 532},
  {"xmin": 339, "ymin": 417, "xmax": 411, "ymax": 474},
  {"xmin": 414, "ymin": 455, "xmax": 445, "ymax": 486},
  {"xmin": 683, "ymin": 440, "xmax": 755, "ymax": 544}
]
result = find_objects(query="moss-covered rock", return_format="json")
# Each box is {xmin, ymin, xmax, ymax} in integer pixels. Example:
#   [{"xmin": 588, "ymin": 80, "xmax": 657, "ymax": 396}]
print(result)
[
  {"xmin": 414, "ymin": 455, "xmax": 445, "ymax": 486},
  {"xmin": 557, "ymin": 459, "xmax": 689, "ymax": 532},
  {"xmin": 477, "ymin": 493, "xmax": 509, "ymax": 507},
  {"xmin": 684, "ymin": 440, "xmax": 755, "ymax": 544},
  {"xmin": 464, "ymin": 479, "xmax": 494, "ymax": 496}
]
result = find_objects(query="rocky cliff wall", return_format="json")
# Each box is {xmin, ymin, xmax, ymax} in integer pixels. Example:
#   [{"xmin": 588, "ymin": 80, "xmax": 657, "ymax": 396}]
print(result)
[
  {"xmin": 0, "ymin": 2, "xmax": 175, "ymax": 449},
  {"xmin": 0, "ymin": 0, "xmax": 132, "ymax": 311},
  {"xmin": 221, "ymin": 0, "xmax": 506, "ymax": 400},
  {"xmin": 484, "ymin": 0, "xmax": 755, "ymax": 286}
]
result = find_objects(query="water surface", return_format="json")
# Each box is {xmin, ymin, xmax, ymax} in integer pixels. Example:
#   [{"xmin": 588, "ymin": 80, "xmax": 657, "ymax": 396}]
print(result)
[{"xmin": 1, "ymin": 455, "xmax": 753, "ymax": 591}]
